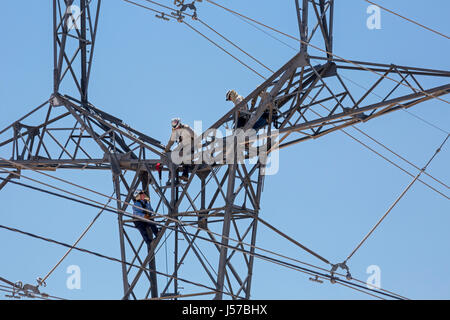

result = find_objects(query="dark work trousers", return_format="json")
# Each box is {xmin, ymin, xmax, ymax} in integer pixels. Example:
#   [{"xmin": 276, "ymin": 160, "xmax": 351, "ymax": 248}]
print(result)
[
  {"xmin": 134, "ymin": 220, "xmax": 159, "ymax": 246},
  {"xmin": 236, "ymin": 116, "xmax": 248, "ymax": 129},
  {"xmin": 252, "ymin": 116, "xmax": 268, "ymax": 131},
  {"xmin": 236, "ymin": 114, "xmax": 268, "ymax": 131}
]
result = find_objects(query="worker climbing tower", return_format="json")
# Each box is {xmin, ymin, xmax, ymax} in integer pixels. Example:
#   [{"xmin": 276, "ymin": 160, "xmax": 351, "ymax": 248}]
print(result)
[{"xmin": 0, "ymin": 0, "xmax": 449, "ymax": 300}]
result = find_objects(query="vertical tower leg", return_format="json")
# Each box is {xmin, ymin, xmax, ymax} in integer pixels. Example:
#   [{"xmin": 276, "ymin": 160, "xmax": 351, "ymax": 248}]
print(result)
[
  {"xmin": 215, "ymin": 162, "xmax": 237, "ymax": 300},
  {"xmin": 113, "ymin": 174, "xmax": 130, "ymax": 299}
]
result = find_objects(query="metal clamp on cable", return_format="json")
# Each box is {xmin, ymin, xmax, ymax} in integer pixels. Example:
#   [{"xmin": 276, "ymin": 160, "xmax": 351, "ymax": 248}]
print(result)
[
  {"xmin": 6, "ymin": 281, "xmax": 41, "ymax": 299},
  {"xmin": 330, "ymin": 262, "xmax": 352, "ymax": 283},
  {"xmin": 4, "ymin": 281, "xmax": 23, "ymax": 299},
  {"xmin": 309, "ymin": 275, "xmax": 323, "ymax": 284},
  {"xmin": 21, "ymin": 283, "xmax": 41, "ymax": 298},
  {"xmin": 329, "ymin": 270, "xmax": 337, "ymax": 284},
  {"xmin": 155, "ymin": 13, "xmax": 170, "ymax": 21},
  {"xmin": 171, "ymin": 11, "xmax": 185, "ymax": 23},
  {"xmin": 37, "ymin": 277, "xmax": 47, "ymax": 288},
  {"xmin": 175, "ymin": 0, "xmax": 200, "ymax": 20}
]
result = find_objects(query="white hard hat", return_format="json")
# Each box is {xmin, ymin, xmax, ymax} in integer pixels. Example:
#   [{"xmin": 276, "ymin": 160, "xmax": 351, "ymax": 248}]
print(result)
[
  {"xmin": 226, "ymin": 90, "xmax": 236, "ymax": 101},
  {"xmin": 133, "ymin": 189, "xmax": 147, "ymax": 199},
  {"xmin": 171, "ymin": 118, "xmax": 181, "ymax": 128}
]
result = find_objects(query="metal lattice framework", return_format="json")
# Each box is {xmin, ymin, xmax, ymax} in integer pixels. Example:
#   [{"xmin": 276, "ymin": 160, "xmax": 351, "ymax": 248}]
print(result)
[{"xmin": 0, "ymin": 0, "xmax": 449, "ymax": 300}]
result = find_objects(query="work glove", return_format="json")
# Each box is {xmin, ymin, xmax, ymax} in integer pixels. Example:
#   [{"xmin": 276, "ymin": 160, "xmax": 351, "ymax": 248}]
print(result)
[{"xmin": 144, "ymin": 213, "xmax": 151, "ymax": 220}]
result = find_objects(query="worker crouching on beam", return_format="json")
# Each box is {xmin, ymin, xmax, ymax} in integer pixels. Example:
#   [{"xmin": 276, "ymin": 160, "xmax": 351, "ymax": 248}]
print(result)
[{"xmin": 164, "ymin": 117, "xmax": 197, "ymax": 182}]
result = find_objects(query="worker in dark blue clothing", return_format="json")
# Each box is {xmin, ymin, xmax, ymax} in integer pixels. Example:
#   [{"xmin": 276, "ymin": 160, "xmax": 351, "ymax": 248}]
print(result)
[
  {"xmin": 226, "ymin": 89, "xmax": 278, "ymax": 130},
  {"xmin": 132, "ymin": 190, "xmax": 159, "ymax": 247}
]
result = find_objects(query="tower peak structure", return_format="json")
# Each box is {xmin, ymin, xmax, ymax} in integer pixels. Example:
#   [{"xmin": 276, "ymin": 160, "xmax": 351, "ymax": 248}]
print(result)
[{"xmin": 0, "ymin": 0, "xmax": 449, "ymax": 300}]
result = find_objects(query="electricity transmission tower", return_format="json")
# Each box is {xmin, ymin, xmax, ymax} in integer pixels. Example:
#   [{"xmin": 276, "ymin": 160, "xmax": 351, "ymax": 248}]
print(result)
[{"xmin": 0, "ymin": 0, "xmax": 449, "ymax": 300}]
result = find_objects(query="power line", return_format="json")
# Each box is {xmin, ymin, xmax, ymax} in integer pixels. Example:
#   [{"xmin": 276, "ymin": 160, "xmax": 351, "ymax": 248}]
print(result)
[
  {"xmin": 352, "ymin": 127, "xmax": 449, "ymax": 190},
  {"xmin": 233, "ymin": 11, "xmax": 299, "ymax": 51},
  {"xmin": 124, "ymin": 0, "xmax": 450, "ymax": 136},
  {"xmin": 2, "ymin": 3, "xmax": 422, "ymax": 300},
  {"xmin": 205, "ymin": 0, "xmax": 300, "ymax": 42},
  {"xmin": 0, "ymin": 222, "xmax": 403, "ymax": 300},
  {"xmin": 0, "ymin": 173, "xmax": 216, "ymax": 294},
  {"xmin": 290, "ymin": 96, "xmax": 450, "ymax": 200},
  {"xmin": 255, "ymin": 212, "xmax": 408, "ymax": 300},
  {"xmin": 197, "ymin": 18, "xmax": 274, "ymax": 74},
  {"xmin": 0, "ymin": 175, "xmax": 118, "ymax": 214},
  {"xmin": 171, "ymin": 9, "xmax": 449, "ymax": 297},
  {"xmin": 330, "ymin": 68, "xmax": 449, "ymax": 135},
  {"xmin": 300, "ymin": 101, "xmax": 450, "ymax": 201},
  {"xmin": 0, "ymin": 287, "xmax": 52, "ymax": 300},
  {"xmin": 148, "ymin": 290, "xmax": 216, "ymax": 300},
  {"xmin": 0, "ymin": 160, "xmax": 338, "ymax": 280},
  {"xmin": 233, "ymin": 3, "xmax": 449, "ymax": 135},
  {"xmin": 0, "ymin": 162, "xmax": 320, "ymax": 270},
  {"xmin": 121, "ymin": 0, "xmax": 268, "ymax": 79},
  {"xmin": 0, "ymin": 223, "xmax": 241, "ymax": 300},
  {"xmin": 182, "ymin": 20, "xmax": 267, "ymax": 80},
  {"xmin": 0, "ymin": 161, "xmax": 406, "ymax": 299},
  {"xmin": 0, "ymin": 279, "xmax": 66, "ymax": 300},
  {"xmin": 90, "ymin": 0, "xmax": 450, "ymax": 276},
  {"xmin": 248, "ymin": 3, "xmax": 449, "ymax": 134},
  {"xmin": 174, "ymin": 15, "xmax": 450, "ymax": 200},
  {"xmin": 363, "ymin": 0, "xmax": 450, "ymax": 40},
  {"xmin": 196, "ymin": 2, "xmax": 449, "ymax": 195},
  {"xmin": 116, "ymin": 0, "xmax": 443, "ymax": 299},
  {"xmin": 39, "ymin": 193, "xmax": 114, "ymax": 286},
  {"xmin": 142, "ymin": 0, "xmax": 177, "ymax": 12},
  {"xmin": 80, "ymin": 2, "xmax": 446, "ymax": 299},
  {"xmin": 344, "ymin": 134, "xmax": 449, "ymax": 263},
  {"xmin": 122, "ymin": 0, "xmax": 171, "ymax": 18},
  {"xmin": 204, "ymin": 0, "xmax": 450, "ymax": 106},
  {"xmin": 256, "ymin": 215, "xmax": 330, "ymax": 265},
  {"xmin": 0, "ymin": 159, "xmax": 320, "ymax": 269},
  {"xmin": 0, "ymin": 0, "xmax": 418, "ymax": 302},
  {"xmin": 3, "ymin": 165, "xmax": 337, "ymax": 296}
]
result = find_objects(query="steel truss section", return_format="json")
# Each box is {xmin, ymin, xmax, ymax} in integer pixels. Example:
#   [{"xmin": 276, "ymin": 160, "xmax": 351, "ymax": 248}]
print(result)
[{"xmin": 0, "ymin": 0, "xmax": 449, "ymax": 299}]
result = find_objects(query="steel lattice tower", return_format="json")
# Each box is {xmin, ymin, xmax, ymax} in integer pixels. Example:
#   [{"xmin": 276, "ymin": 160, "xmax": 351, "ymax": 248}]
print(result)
[{"xmin": 0, "ymin": 0, "xmax": 449, "ymax": 300}]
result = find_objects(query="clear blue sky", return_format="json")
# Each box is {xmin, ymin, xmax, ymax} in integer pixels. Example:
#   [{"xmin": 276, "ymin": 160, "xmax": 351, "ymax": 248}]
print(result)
[{"xmin": 0, "ymin": 0, "xmax": 449, "ymax": 300}]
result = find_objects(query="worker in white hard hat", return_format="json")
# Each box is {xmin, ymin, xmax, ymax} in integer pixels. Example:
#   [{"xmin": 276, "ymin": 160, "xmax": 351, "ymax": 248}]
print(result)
[
  {"xmin": 132, "ymin": 189, "xmax": 159, "ymax": 247},
  {"xmin": 226, "ymin": 89, "xmax": 275, "ymax": 130},
  {"xmin": 226, "ymin": 90, "xmax": 249, "ymax": 128},
  {"xmin": 164, "ymin": 118, "xmax": 197, "ymax": 182}
]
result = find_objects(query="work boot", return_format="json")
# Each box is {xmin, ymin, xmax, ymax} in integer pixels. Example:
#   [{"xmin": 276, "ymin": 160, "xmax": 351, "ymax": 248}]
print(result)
[{"xmin": 180, "ymin": 174, "xmax": 189, "ymax": 182}]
